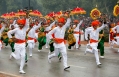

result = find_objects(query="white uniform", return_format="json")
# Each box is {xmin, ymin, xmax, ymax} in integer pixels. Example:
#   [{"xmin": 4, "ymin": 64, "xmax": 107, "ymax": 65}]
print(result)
[
  {"xmin": 85, "ymin": 24, "xmax": 107, "ymax": 65},
  {"xmin": 27, "ymin": 22, "xmax": 41, "ymax": 56},
  {"xmin": 73, "ymin": 20, "xmax": 83, "ymax": 49},
  {"xmin": 47, "ymin": 18, "xmax": 71, "ymax": 69},
  {"xmin": 7, "ymin": 18, "xmax": 29, "ymax": 73},
  {"xmin": 45, "ymin": 21, "xmax": 56, "ymax": 48},
  {"xmin": 0, "ymin": 23, "xmax": 6, "ymax": 51},
  {"xmin": 112, "ymin": 25, "xmax": 119, "ymax": 52}
]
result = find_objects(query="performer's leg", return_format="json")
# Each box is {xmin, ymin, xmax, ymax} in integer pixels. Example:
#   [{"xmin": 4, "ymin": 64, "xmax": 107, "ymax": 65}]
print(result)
[
  {"xmin": 28, "ymin": 42, "xmax": 33, "ymax": 56},
  {"xmin": 68, "ymin": 45, "xmax": 71, "ymax": 49},
  {"xmin": 99, "ymin": 40, "xmax": 104, "ymax": 57},
  {"xmin": 93, "ymin": 47, "xmax": 101, "ymax": 65},
  {"xmin": 59, "ymin": 46, "xmax": 69, "ymax": 68},
  {"xmin": 48, "ymin": 48, "xmax": 59, "ymax": 59},
  {"xmin": 49, "ymin": 43, "xmax": 54, "ymax": 52},
  {"xmin": 46, "ymin": 37, "xmax": 49, "ymax": 48},
  {"xmin": 0, "ymin": 42, "xmax": 2, "ymax": 51},
  {"xmin": 68, "ymin": 42, "xmax": 76, "ymax": 49},
  {"xmin": 25, "ymin": 53, "xmax": 28, "ymax": 62},
  {"xmin": 3, "ymin": 38, "xmax": 9, "ymax": 46},
  {"xmin": 25, "ymin": 43, "xmax": 28, "ymax": 47},
  {"xmin": 11, "ymin": 44, "xmax": 21, "ymax": 60},
  {"xmin": 85, "ymin": 44, "xmax": 93, "ymax": 55},
  {"xmin": 42, "ymin": 36, "xmax": 46, "ymax": 46},
  {"xmin": 116, "ymin": 38, "xmax": 119, "ymax": 52},
  {"xmin": 38, "ymin": 37, "xmax": 42, "ymax": 51},
  {"xmin": 74, "ymin": 34, "xmax": 79, "ymax": 49},
  {"xmin": 19, "ymin": 46, "xmax": 26, "ymax": 73},
  {"xmin": 10, "ymin": 42, "xmax": 15, "ymax": 52}
]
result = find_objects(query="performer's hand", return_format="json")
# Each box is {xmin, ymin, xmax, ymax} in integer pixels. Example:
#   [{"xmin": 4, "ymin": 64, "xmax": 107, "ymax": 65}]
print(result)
[
  {"xmin": 86, "ymin": 40, "xmax": 89, "ymax": 43},
  {"xmin": 52, "ymin": 38, "xmax": 58, "ymax": 44},
  {"xmin": 12, "ymin": 38, "xmax": 17, "ymax": 43}
]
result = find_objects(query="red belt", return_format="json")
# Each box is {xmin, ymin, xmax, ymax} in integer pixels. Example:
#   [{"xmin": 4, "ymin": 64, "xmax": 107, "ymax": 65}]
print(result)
[
  {"xmin": 116, "ymin": 33, "xmax": 119, "ymax": 36},
  {"xmin": 28, "ymin": 37, "xmax": 34, "ymax": 40},
  {"xmin": 16, "ymin": 39, "xmax": 26, "ymax": 44},
  {"xmin": 28, "ymin": 37, "xmax": 37, "ymax": 43},
  {"xmin": 54, "ymin": 38, "xmax": 66, "ymax": 44},
  {"xmin": 74, "ymin": 31, "xmax": 81, "ymax": 34},
  {"xmin": 90, "ymin": 39, "xmax": 98, "ymax": 43}
]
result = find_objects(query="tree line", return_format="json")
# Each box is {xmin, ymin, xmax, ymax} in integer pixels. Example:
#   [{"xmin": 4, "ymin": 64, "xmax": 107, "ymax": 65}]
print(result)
[{"xmin": 0, "ymin": 0, "xmax": 117, "ymax": 16}]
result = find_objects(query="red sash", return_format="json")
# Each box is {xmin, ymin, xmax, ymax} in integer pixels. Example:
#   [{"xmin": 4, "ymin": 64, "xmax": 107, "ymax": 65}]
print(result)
[{"xmin": 90, "ymin": 39, "xmax": 98, "ymax": 43}]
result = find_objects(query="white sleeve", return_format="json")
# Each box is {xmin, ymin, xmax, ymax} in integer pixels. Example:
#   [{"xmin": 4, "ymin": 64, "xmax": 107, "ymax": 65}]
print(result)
[
  {"xmin": 47, "ymin": 27, "xmax": 57, "ymax": 39},
  {"xmin": 112, "ymin": 26, "xmax": 117, "ymax": 33},
  {"xmin": 12, "ymin": 20, "xmax": 16, "ymax": 25},
  {"xmin": 0, "ymin": 23, "xmax": 6, "ymax": 33},
  {"xmin": 7, "ymin": 28, "xmax": 18, "ymax": 38},
  {"xmin": 76, "ymin": 20, "xmax": 83, "ymax": 28},
  {"xmin": 48, "ymin": 21, "xmax": 56, "ymax": 29},
  {"xmin": 97, "ymin": 24, "xmax": 107, "ymax": 32},
  {"xmin": 34, "ymin": 22, "xmax": 42, "ymax": 30},
  {"xmin": 63, "ymin": 18, "xmax": 71, "ymax": 28},
  {"xmin": 85, "ymin": 27, "xmax": 92, "ymax": 40},
  {"xmin": 23, "ymin": 18, "xmax": 29, "ymax": 31}
]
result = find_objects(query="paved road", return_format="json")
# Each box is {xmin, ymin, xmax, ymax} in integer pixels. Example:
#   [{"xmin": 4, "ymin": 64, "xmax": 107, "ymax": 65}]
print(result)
[{"xmin": 0, "ymin": 43, "xmax": 119, "ymax": 77}]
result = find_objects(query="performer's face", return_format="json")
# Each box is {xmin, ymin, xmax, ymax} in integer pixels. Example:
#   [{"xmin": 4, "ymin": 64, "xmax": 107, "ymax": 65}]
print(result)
[
  {"xmin": 93, "ymin": 25, "xmax": 98, "ymax": 30},
  {"xmin": 19, "ymin": 24, "xmax": 24, "ymax": 29},
  {"xmin": 30, "ymin": 25, "xmax": 33, "ymax": 28},
  {"xmin": 35, "ymin": 21, "xmax": 39, "ymax": 25},
  {"xmin": 11, "ymin": 25, "xmax": 14, "ymax": 30},
  {"xmin": 58, "ymin": 22, "xmax": 64, "ymax": 27},
  {"xmin": 0, "ymin": 25, "xmax": 2, "ymax": 29}
]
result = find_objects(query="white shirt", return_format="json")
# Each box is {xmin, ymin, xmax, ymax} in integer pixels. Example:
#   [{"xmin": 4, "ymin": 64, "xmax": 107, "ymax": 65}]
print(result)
[
  {"xmin": 85, "ymin": 24, "xmax": 107, "ymax": 41},
  {"xmin": 112, "ymin": 25, "xmax": 119, "ymax": 33},
  {"xmin": 7, "ymin": 19, "xmax": 29, "ymax": 40},
  {"xmin": 0, "ymin": 23, "xmax": 6, "ymax": 38},
  {"xmin": 74, "ymin": 20, "xmax": 83, "ymax": 32},
  {"xmin": 47, "ymin": 18, "xmax": 71, "ymax": 48},
  {"xmin": 27, "ymin": 22, "xmax": 41, "ymax": 38},
  {"xmin": 45, "ymin": 21, "xmax": 56, "ymax": 31}
]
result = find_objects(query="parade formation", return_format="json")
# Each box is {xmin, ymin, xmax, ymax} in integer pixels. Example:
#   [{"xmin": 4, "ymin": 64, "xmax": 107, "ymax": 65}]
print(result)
[{"xmin": 0, "ymin": 1, "xmax": 119, "ymax": 75}]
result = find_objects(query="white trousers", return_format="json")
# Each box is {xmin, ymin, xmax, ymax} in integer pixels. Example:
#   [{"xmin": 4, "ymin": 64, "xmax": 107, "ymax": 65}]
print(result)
[
  {"xmin": 74, "ymin": 34, "xmax": 79, "ymax": 49},
  {"xmin": 11, "ymin": 43, "xmax": 26, "ymax": 71},
  {"xmin": 27, "ymin": 40, "xmax": 35, "ymax": 56},
  {"xmin": 86, "ymin": 43, "xmax": 101, "ymax": 65},
  {"xmin": 46, "ymin": 33, "xmax": 50, "ymax": 48},
  {"xmin": 114, "ymin": 37, "xmax": 119, "ymax": 52},
  {"xmin": 48, "ymin": 46, "xmax": 68, "ymax": 68}
]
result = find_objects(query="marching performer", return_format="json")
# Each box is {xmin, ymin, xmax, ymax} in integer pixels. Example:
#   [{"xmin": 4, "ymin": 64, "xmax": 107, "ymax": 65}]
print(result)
[
  {"xmin": 47, "ymin": 16, "xmax": 71, "ymax": 70},
  {"xmin": 27, "ymin": 22, "xmax": 42, "ymax": 57},
  {"xmin": 48, "ymin": 22, "xmax": 62, "ymax": 61},
  {"xmin": 67, "ymin": 25, "xmax": 76, "ymax": 50},
  {"xmin": 8, "ymin": 24, "xmax": 28, "ymax": 63},
  {"xmin": 84, "ymin": 20, "xmax": 107, "ymax": 67},
  {"xmin": 1, "ymin": 25, "xmax": 9, "ymax": 47},
  {"xmin": 109, "ymin": 20, "xmax": 116, "ymax": 48},
  {"xmin": 37, "ymin": 23, "xmax": 46, "ymax": 52},
  {"xmin": 73, "ymin": 19, "xmax": 83, "ymax": 49},
  {"xmin": 112, "ymin": 22, "xmax": 119, "ymax": 52},
  {"xmin": 0, "ymin": 22, "xmax": 7, "ymax": 51},
  {"xmin": 7, "ymin": 18, "xmax": 29, "ymax": 74},
  {"xmin": 45, "ymin": 19, "xmax": 51, "ymax": 48}
]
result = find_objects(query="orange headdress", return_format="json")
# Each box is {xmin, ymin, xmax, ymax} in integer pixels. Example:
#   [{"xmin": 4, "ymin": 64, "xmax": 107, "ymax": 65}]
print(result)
[
  {"xmin": 58, "ymin": 17, "xmax": 65, "ymax": 24},
  {"xmin": 17, "ymin": 19, "xmax": 26, "ymax": 25}
]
